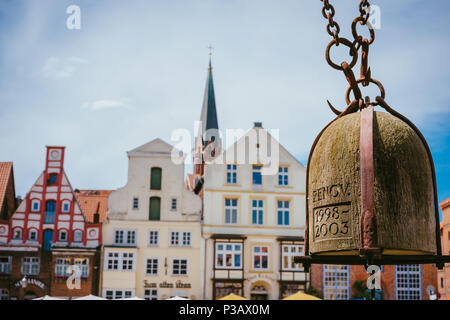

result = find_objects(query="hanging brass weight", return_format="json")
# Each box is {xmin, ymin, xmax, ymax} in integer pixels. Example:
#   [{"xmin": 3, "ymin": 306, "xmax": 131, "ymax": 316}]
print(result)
[{"xmin": 307, "ymin": 103, "xmax": 437, "ymax": 256}]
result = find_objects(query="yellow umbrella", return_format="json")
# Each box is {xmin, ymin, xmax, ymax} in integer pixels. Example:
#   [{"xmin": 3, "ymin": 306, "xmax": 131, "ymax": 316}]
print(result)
[
  {"xmin": 218, "ymin": 293, "xmax": 248, "ymax": 300},
  {"xmin": 282, "ymin": 291, "xmax": 321, "ymax": 300}
]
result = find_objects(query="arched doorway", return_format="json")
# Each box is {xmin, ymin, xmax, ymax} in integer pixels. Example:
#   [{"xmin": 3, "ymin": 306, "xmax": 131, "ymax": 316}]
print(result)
[
  {"xmin": 24, "ymin": 290, "xmax": 37, "ymax": 300},
  {"xmin": 250, "ymin": 281, "xmax": 269, "ymax": 300}
]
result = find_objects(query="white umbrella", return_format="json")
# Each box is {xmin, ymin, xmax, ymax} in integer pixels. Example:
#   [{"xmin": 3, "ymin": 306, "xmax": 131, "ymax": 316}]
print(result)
[
  {"xmin": 117, "ymin": 296, "xmax": 145, "ymax": 300},
  {"xmin": 33, "ymin": 295, "xmax": 66, "ymax": 300},
  {"xmin": 74, "ymin": 294, "xmax": 106, "ymax": 300},
  {"xmin": 166, "ymin": 296, "xmax": 190, "ymax": 300}
]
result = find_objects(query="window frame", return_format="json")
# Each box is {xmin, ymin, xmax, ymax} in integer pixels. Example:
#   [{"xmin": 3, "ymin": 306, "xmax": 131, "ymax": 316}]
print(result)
[
  {"xmin": 113, "ymin": 229, "xmax": 137, "ymax": 246},
  {"xmin": 172, "ymin": 258, "xmax": 188, "ymax": 276},
  {"xmin": 148, "ymin": 231, "xmax": 159, "ymax": 246},
  {"xmin": 278, "ymin": 166, "xmax": 289, "ymax": 186},
  {"xmin": 132, "ymin": 197, "xmax": 139, "ymax": 210},
  {"xmin": 104, "ymin": 251, "xmax": 136, "ymax": 271},
  {"xmin": 215, "ymin": 243, "xmax": 242, "ymax": 269},
  {"xmin": 252, "ymin": 245, "xmax": 270, "ymax": 271},
  {"xmin": 144, "ymin": 289, "xmax": 158, "ymax": 300},
  {"xmin": 323, "ymin": 264, "xmax": 350, "ymax": 300},
  {"xmin": 0, "ymin": 256, "xmax": 12, "ymax": 274},
  {"xmin": 145, "ymin": 258, "xmax": 159, "ymax": 276},
  {"xmin": 22, "ymin": 257, "xmax": 40, "ymax": 275},
  {"xmin": 224, "ymin": 198, "xmax": 238, "ymax": 225},
  {"xmin": 251, "ymin": 199, "xmax": 264, "ymax": 225},
  {"xmin": 277, "ymin": 200, "xmax": 290, "ymax": 226},
  {"xmin": 281, "ymin": 244, "xmax": 304, "ymax": 271},
  {"xmin": 252, "ymin": 165, "xmax": 263, "ymax": 185},
  {"xmin": 226, "ymin": 164, "xmax": 238, "ymax": 185},
  {"xmin": 395, "ymin": 264, "xmax": 422, "ymax": 300}
]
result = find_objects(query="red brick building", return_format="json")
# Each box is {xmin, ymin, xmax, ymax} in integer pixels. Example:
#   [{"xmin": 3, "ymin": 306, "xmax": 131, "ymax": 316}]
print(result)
[
  {"xmin": 311, "ymin": 263, "xmax": 437, "ymax": 300},
  {"xmin": 0, "ymin": 147, "xmax": 102, "ymax": 299},
  {"xmin": 438, "ymin": 198, "xmax": 450, "ymax": 300}
]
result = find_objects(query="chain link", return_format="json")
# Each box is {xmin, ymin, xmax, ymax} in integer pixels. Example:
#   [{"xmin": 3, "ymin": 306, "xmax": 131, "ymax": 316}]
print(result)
[{"xmin": 319, "ymin": 0, "xmax": 385, "ymax": 114}]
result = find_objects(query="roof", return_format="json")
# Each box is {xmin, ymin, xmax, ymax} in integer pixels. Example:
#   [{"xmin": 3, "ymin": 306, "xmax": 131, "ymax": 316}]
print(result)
[
  {"xmin": 74, "ymin": 189, "xmax": 112, "ymax": 223},
  {"xmin": 197, "ymin": 59, "xmax": 219, "ymax": 147},
  {"xmin": 440, "ymin": 198, "xmax": 450, "ymax": 211},
  {"xmin": 0, "ymin": 162, "xmax": 14, "ymax": 213}
]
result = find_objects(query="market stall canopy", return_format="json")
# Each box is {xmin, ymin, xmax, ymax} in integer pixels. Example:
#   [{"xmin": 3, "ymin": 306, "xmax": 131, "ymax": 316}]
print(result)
[
  {"xmin": 73, "ymin": 294, "xmax": 106, "ymax": 300},
  {"xmin": 33, "ymin": 295, "xmax": 66, "ymax": 300},
  {"xmin": 282, "ymin": 291, "xmax": 321, "ymax": 300},
  {"xmin": 166, "ymin": 296, "xmax": 190, "ymax": 300},
  {"xmin": 217, "ymin": 293, "xmax": 247, "ymax": 300}
]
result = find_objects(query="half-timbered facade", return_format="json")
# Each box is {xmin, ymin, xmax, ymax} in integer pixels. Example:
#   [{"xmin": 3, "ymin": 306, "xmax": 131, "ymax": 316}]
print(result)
[{"xmin": 0, "ymin": 146, "xmax": 101, "ymax": 299}]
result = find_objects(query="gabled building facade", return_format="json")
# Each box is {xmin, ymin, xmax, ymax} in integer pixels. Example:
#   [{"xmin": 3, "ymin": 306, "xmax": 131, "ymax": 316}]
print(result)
[
  {"xmin": 201, "ymin": 123, "xmax": 308, "ymax": 300},
  {"xmin": 0, "ymin": 147, "xmax": 102, "ymax": 299},
  {"xmin": 101, "ymin": 139, "xmax": 203, "ymax": 300}
]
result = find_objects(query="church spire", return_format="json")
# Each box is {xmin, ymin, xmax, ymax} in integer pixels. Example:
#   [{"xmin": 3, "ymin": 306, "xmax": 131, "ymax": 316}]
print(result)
[{"xmin": 198, "ymin": 56, "xmax": 219, "ymax": 145}]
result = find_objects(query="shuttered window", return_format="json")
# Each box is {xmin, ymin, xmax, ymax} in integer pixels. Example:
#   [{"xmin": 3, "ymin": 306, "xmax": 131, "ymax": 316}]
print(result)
[
  {"xmin": 149, "ymin": 197, "xmax": 161, "ymax": 221},
  {"xmin": 150, "ymin": 167, "xmax": 162, "ymax": 190}
]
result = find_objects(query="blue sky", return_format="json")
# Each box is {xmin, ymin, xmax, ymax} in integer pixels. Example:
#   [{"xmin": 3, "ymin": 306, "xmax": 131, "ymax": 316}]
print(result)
[{"xmin": 0, "ymin": 0, "xmax": 449, "ymax": 218}]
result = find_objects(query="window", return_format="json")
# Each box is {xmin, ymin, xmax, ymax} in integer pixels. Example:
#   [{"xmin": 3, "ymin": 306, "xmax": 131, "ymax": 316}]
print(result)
[
  {"xmin": 13, "ymin": 228, "xmax": 22, "ymax": 240},
  {"xmin": 396, "ymin": 265, "xmax": 422, "ymax": 300},
  {"xmin": 0, "ymin": 257, "xmax": 12, "ymax": 274},
  {"xmin": 0, "ymin": 289, "xmax": 8, "ymax": 300},
  {"xmin": 44, "ymin": 200, "xmax": 56, "ymax": 224},
  {"xmin": 226, "ymin": 164, "xmax": 237, "ymax": 184},
  {"xmin": 172, "ymin": 259, "xmax": 188, "ymax": 276},
  {"xmin": 31, "ymin": 200, "xmax": 40, "ymax": 212},
  {"xmin": 252, "ymin": 165, "xmax": 262, "ymax": 185},
  {"xmin": 251, "ymin": 200, "xmax": 264, "ymax": 225},
  {"xmin": 253, "ymin": 246, "xmax": 269, "ymax": 270},
  {"xmin": 282, "ymin": 245, "xmax": 304, "ymax": 270},
  {"xmin": 48, "ymin": 173, "xmax": 58, "ymax": 185},
  {"xmin": 59, "ymin": 230, "xmax": 67, "ymax": 242},
  {"xmin": 170, "ymin": 232, "xmax": 191, "ymax": 246},
  {"xmin": 74, "ymin": 258, "xmax": 89, "ymax": 278},
  {"xmin": 104, "ymin": 251, "xmax": 135, "ymax": 271},
  {"xmin": 150, "ymin": 167, "xmax": 162, "ymax": 190},
  {"xmin": 132, "ymin": 198, "xmax": 139, "ymax": 209},
  {"xmin": 171, "ymin": 198, "xmax": 177, "ymax": 211},
  {"xmin": 323, "ymin": 265, "xmax": 349, "ymax": 300},
  {"xmin": 104, "ymin": 289, "xmax": 134, "ymax": 300},
  {"xmin": 278, "ymin": 166, "xmax": 289, "ymax": 186},
  {"xmin": 216, "ymin": 243, "xmax": 242, "ymax": 269},
  {"xmin": 149, "ymin": 231, "xmax": 159, "ymax": 246},
  {"xmin": 144, "ymin": 289, "xmax": 158, "ymax": 300},
  {"xmin": 55, "ymin": 258, "xmax": 71, "ymax": 277},
  {"xmin": 22, "ymin": 257, "xmax": 40, "ymax": 275},
  {"xmin": 277, "ymin": 200, "xmax": 290, "ymax": 226},
  {"xmin": 224, "ymin": 198, "xmax": 238, "ymax": 224},
  {"xmin": 149, "ymin": 197, "xmax": 161, "ymax": 221},
  {"xmin": 146, "ymin": 258, "xmax": 159, "ymax": 275},
  {"xmin": 74, "ymin": 230, "xmax": 82, "ymax": 242},
  {"xmin": 114, "ymin": 230, "xmax": 136, "ymax": 246},
  {"xmin": 29, "ymin": 230, "xmax": 37, "ymax": 241},
  {"xmin": 62, "ymin": 201, "xmax": 70, "ymax": 213}
]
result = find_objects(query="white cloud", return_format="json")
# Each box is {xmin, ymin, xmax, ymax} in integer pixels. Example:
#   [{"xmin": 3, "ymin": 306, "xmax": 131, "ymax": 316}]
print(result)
[
  {"xmin": 41, "ymin": 56, "xmax": 86, "ymax": 79},
  {"xmin": 81, "ymin": 99, "xmax": 128, "ymax": 111}
]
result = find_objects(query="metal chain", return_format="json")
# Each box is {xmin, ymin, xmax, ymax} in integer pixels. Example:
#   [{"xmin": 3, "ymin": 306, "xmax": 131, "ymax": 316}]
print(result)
[{"xmin": 319, "ymin": 0, "xmax": 386, "ymax": 115}]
